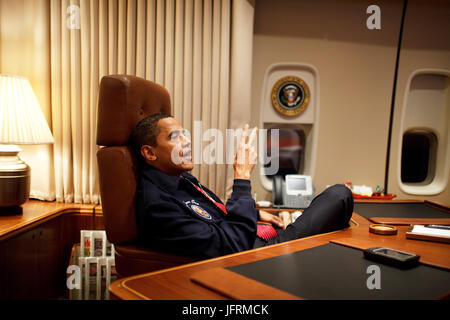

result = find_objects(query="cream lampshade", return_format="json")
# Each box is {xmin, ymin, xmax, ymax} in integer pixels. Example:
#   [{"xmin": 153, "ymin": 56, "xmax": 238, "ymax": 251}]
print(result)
[{"xmin": 0, "ymin": 74, "xmax": 54, "ymax": 209}]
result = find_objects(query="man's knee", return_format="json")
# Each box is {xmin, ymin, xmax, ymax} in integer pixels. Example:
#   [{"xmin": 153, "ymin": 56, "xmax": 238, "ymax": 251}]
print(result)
[
  {"xmin": 324, "ymin": 184, "xmax": 353, "ymax": 201},
  {"xmin": 323, "ymin": 184, "xmax": 354, "ymax": 221}
]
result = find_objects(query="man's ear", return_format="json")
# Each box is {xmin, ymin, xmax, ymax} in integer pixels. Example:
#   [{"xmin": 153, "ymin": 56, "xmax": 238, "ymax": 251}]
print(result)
[{"xmin": 141, "ymin": 145, "xmax": 157, "ymax": 162}]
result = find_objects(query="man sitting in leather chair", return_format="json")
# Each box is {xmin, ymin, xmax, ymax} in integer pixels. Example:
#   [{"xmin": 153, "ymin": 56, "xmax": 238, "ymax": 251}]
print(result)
[{"xmin": 131, "ymin": 113, "xmax": 353, "ymax": 260}]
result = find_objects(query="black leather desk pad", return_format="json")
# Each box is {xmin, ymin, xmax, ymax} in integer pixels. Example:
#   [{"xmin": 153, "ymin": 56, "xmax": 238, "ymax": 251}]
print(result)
[
  {"xmin": 228, "ymin": 243, "xmax": 450, "ymax": 299},
  {"xmin": 354, "ymin": 202, "xmax": 449, "ymax": 219}
]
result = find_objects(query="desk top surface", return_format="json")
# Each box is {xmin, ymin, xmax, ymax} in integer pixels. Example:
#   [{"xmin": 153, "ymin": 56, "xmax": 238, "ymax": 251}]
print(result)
[
  {"xmin": 0, "ymin": 200, "xmax": 96, "ymax": 240},
  {"xmin": 109, "ymin": 209, "xmax": 450, "ymax": 300},
  {"xmin": 354, "ymin": 201, "xmax": 450, "ymax": 218},
  {"xmin": 228, "ymin": 242, "xmax": 450, "ymax": 300}
]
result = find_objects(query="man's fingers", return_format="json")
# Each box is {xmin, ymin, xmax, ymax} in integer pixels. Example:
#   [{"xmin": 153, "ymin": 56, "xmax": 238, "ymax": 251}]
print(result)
[
  {"xmin": 235, "ymin": 124, "xmax": 259, "ymax": 165},
  {"xmin": 272, "ymin": 216, "xmax": 284, "ymax": 227},
  {"xmin": 239, "ymin": 124, "xmax": 249, "ymax": 146},
  {"xmin": 248, "ymin": 127, "xmax": 258, "ymax": 146},
  {"xmin": 267, "ymin": 214, "xmax": 284, "ymax": 228}
]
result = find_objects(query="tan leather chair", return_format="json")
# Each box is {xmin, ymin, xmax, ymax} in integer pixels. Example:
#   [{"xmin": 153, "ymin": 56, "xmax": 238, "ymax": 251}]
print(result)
[{"xmin": 96, "ymin": 74, "xmax": 196, "ymax": 277}]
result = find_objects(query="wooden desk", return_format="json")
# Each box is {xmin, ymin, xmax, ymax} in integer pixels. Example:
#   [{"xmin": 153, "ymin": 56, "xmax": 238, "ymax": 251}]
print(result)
[
  {"xmin": 0, "ymin": 200, "xmax": 95, "ymax": 240},
  {"xmin": 353, "ymin": 199, "xmax": 450, "ymax": 225},
  {"xmin": 110, "ymin": 210, "xmax": 450, "ymax": 300},
  {"xmin": 0, "ymin": 200, "xmax": 103, "ymax": 299}
]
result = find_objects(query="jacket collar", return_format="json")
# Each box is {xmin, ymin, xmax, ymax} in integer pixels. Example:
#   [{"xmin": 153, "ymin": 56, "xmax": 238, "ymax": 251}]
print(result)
[{"xmin": 140, "ymin": 162, "xmax": 198, "ymax": 193}]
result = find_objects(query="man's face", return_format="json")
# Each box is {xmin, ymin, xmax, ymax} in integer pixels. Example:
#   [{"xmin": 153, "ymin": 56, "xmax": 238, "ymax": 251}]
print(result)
[{"xmin": 142, "ymin": 117, "xmax": 194, "ymax": 175}]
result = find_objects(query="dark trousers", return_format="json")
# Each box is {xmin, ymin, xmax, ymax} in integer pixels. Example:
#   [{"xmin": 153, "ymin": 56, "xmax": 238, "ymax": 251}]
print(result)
[{"xmin": 253, "ymin": 184, "xmax": 354, "ymax": 248}]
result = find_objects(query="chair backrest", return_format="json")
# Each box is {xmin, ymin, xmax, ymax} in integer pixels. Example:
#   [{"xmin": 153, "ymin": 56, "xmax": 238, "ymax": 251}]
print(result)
[{"xmin": 96, "ymin": 74, "xmax": 171, "ymax": 244}]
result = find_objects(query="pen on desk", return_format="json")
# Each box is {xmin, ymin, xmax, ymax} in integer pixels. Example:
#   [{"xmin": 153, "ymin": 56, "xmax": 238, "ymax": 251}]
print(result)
[{"xmin": 425, "ymin": 224, "xmax": 450, "ymax": 230}]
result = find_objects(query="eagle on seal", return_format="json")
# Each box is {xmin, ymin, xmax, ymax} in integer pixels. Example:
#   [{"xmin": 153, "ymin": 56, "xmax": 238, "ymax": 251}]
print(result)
[{"xmin": 282, "ymin": 84, "xmax": 301, "ymax": 107}]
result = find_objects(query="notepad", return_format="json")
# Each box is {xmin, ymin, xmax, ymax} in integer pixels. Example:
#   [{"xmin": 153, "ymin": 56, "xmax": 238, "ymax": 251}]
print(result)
[
  {"xmin": 406, "ymin": 225, "xmax": 450, "ymax": 243},
  {"xmin": 411, "ymin": 225, "xmax": 450, "ymax": 236}
]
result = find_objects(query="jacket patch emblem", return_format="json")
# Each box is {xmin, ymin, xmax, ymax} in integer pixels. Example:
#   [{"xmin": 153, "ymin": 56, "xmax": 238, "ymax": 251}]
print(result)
[{"xmin": 191, "ymin": 204, "xmax": 212, "ymax": 220}]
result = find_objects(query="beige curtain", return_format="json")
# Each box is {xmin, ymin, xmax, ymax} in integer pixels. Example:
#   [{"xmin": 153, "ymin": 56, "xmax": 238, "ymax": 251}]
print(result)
[
  {"xmin": 51, "ymin": 0, "xmax": 100, "ymax": 203},
  {"xmin": 49, "ymin": 0, "xmax": 237, "ymax": 202}
]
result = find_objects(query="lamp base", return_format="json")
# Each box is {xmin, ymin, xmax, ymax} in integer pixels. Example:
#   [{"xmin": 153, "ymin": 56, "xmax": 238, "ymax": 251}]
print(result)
[{"xmin": 0, "ymin": 145, "xmax": 30, "ymax": 211}]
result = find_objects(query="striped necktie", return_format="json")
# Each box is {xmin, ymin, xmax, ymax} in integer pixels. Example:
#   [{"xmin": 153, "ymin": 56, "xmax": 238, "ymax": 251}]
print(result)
[
  {"xmin": 188, "ymin": 180, "xmax": 228, "ymax": 215},
  {"xmin": 257, "ymin": 223, "xmax": 279, "ymax": 241}
]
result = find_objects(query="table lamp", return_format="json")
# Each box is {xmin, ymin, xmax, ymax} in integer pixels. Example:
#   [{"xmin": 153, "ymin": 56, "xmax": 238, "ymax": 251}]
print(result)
[{"xmin": 0, "ymin": 75, "xmax": 54, "ymax": 211}]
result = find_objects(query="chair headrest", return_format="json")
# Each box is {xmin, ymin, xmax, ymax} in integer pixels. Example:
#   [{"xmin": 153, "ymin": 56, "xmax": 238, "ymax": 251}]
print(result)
[{"xmin": 96, "ymin": 74, "xmax": 171, "ymax": 146}]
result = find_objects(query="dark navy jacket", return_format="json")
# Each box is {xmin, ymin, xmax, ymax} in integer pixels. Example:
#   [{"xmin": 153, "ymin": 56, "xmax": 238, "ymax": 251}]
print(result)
[{"xmin": 136, "ymin": 163, "xmax": 258, "ymax": 259}]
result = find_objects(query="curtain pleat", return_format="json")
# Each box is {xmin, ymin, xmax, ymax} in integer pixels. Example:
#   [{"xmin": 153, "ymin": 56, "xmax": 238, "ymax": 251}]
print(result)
[
  {"xmin": 136, "ymin": 0, "xmax": 147, "ymax": 78},
  {"xmin": 173, "ymin": 0, "xmax": 184, "ymax": 124},
  {"xmin": 155, "ymin": 0, "xmax": 165, "ymax": 84},
  {"xmin": 209, "ymin": 0, "xmax": 221, "ymax": 195},
  {"xmin": 145, "ymin": 0, "xmax": 156, "ymax": 80},
  {"xmin": 99, "ymin": 1, "xmax": 108, "ymax": 79},
  {"xmin": 61, "ymin": 0, "xmax": 74, "ymax": 202},
  {"xmin": 108, "ymin": 0, "xmax": 118, "ymax": 74},
  {"xmin": 191, "ymin": 0, "xmax": 202, "ymax": 179},
  {"xmin": 50, "ymin": 0, "xmax": 64, "ymax": 201},
  {"xmin": 117, "ymin": 0, "xmax": 127, "ymax": 74},
  {"xmin": 200, "ymin": 0, "xmax": 211, "ymax": 184},
  {"xmin": 164, "ymin": 0, "xmax": 174, "ymax": 101},
  {"xmin": 126, "ymin": 0, "xmax": 136, "ymax": 75},
  {"xmin": 50, "ymin": 0, "xmax": 233, "ymax": 203},
  {"xmin": 79, "ymin": 0, "xmax": 90, "ymax": 203},
  {"xmin": 89, "ymin": 0, "xmax": 100, "ymax": 204},
  {"xmin": 215, "ymin": 0, "xmax": 230, "ymax": 201},
  {"xmin": 182, "ymin": 0, "xmax": 193, "ymax": 134}
]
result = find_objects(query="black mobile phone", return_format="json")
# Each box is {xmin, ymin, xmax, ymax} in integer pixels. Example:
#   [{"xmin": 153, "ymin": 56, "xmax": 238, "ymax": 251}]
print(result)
[{"xmin": 363, "ymin": 247, "xmax": 420, "ymax": 269}]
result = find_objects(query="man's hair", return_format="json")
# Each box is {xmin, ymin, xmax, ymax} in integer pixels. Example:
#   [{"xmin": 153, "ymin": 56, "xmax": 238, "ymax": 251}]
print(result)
[{"xmin": 130, "ymin": 113, "xmax": 172, "ymax": 158}]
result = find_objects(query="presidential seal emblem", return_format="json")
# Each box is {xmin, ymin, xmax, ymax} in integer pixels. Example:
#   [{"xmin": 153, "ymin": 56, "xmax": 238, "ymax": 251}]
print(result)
[
  {"xmin": 271, "ymin": 76, "xmax": 310, "ymax": 117},
  {"xmin": 191, "ymin": 205, "xmax": 212, "ymax": 220}
]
